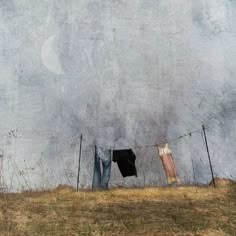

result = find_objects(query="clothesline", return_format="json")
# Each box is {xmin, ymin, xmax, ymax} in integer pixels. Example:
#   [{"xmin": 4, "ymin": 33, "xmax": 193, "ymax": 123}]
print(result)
[
  {"xmin": 47, "ymin": 125, "xmax": 208, "ymax": 150},
  {"xmin": 89, "ymin": 124, "xmax": 215, "ymax": 190},
  {"xmin": 79, "ymin": 126, "xmax": 206, "ymax": 151}
]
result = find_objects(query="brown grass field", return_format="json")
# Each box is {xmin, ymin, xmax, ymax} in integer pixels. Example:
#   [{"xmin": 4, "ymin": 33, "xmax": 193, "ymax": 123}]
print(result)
[{"xmin": 0, "ymin": 178, "xmax": 235, "ymax": 236}]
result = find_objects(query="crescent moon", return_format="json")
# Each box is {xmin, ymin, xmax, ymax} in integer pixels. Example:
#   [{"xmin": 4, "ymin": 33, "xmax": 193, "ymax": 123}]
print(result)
[{"xmin": 41, "ymin": 35, "xmax": 64, "ymax": 75}]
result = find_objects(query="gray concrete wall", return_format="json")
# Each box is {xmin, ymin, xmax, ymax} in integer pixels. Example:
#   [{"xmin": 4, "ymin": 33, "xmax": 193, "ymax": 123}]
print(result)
[{"xmin": 0, "ymin": 0, "xmax": 235, "ymax": 191}]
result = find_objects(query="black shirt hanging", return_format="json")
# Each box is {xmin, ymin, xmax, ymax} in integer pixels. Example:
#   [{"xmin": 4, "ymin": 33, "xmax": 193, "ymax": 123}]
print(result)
[{"xmin": 113, "ymin": 149, "xmax": 137, "ymax": 177}]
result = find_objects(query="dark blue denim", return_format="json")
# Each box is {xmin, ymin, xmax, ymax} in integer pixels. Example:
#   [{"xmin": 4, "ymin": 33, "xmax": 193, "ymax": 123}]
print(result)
[{"xmin": 92, "ymin": 146, "xmax": 112, "ymax": 190}]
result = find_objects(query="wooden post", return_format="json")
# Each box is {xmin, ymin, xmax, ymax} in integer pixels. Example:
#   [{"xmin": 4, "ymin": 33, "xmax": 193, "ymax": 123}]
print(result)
[
  {"xmin": 202, "ymin": 125, "xmax": 216, "ymax": 188},
  {"xmin": 76, "ymin": 134, "xmax": 83, "ymax": 191}
]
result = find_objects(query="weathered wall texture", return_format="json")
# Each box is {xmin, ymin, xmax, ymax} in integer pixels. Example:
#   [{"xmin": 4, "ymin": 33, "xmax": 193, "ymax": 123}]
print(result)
[{"xmin": 0, "ymin": 0, "xmax": 235, "ymax": 191}]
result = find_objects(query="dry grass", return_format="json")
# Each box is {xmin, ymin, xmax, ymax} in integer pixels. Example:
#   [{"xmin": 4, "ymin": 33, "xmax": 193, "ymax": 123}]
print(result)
[{"xmin": 0, "ymin": 178, "xmax": 235, "ymax": 236}]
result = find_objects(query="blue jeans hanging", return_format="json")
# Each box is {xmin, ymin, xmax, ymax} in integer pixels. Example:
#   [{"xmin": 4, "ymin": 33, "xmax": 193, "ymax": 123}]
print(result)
[{"xmin": 92, "ymin": 146, "xmax": 112, "ymax": 190}]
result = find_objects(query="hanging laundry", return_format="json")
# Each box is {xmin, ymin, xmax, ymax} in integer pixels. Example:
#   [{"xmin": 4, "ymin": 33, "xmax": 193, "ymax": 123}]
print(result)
[
  {"xmin": 92, "ymin": 146, "xmax": 112, "ymax": 190},
  {"xmin": 113, "ymin": 149, "xmax": 137, "ymax": 177},
  {"xmin": 158, "ymin": 143, "xmax": 180, "ymax": 185}
]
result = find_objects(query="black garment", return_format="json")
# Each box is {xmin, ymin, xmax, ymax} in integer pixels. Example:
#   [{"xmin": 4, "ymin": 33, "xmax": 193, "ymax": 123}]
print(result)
[{"xmin": 112, "ymin": 149, "xmax": 137, "ymax": 177}]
